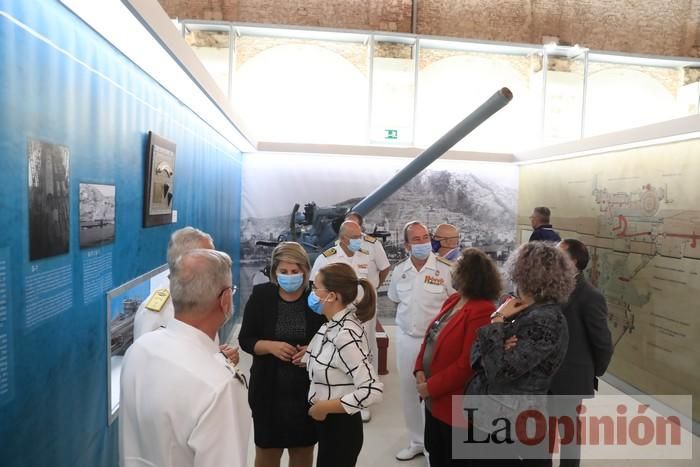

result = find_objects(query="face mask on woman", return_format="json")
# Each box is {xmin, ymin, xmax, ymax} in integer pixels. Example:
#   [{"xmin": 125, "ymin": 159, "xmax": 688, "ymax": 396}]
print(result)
[
  {"xmin": 277, "ymin": 273, "xmax": 304, "ymax": 293},
  {"xmin": 307, "ymin": 290, "xmax": 332, "ymax": 315},
  {"xmin": 411, "ymin": 242, "xmax": 432, "ymax": 260}
]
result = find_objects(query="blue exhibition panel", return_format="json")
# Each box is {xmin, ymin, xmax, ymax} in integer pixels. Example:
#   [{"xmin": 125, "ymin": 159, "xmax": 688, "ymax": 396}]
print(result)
[{"xmin": 0, "ymin": 1, "xmax": 242, "ymax": 466}]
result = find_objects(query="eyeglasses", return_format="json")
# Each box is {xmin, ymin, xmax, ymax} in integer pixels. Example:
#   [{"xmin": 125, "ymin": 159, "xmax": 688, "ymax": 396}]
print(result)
[
  {"xmin": 311, "ymin": 283, "xmax": 328, "ymax": 292},
  {"xmin": 432, "ymin": 235, "xmax": 459, "ymax": 241},
  {"xmin": 218, "ymin": 285, "xmax": 237, "ymax": 299}
]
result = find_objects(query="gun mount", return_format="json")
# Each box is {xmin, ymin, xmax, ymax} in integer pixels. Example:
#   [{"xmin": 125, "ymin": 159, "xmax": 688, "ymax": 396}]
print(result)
[{"xmin": 255, "ymin": 87, "xmax": 513, "ymax": 260}]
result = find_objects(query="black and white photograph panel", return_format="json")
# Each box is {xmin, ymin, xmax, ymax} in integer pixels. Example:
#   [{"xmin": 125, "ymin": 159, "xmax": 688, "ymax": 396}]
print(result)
[
  {"xmin": 28, "ymin": 139, "xmax": 70, "ymax": 261},
  {"xmin": 240, "ymin": 154, "xmax": 519, "ymax": 320},
  {"xmin": 79, "ymin": 183, "xmax": 115, "ymax": 248}
]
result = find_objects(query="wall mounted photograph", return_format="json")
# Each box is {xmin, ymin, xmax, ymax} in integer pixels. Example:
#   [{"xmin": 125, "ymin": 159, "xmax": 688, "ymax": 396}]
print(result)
[
  {"xmin": 79, "ymin": 183, "xmax": 115, "ymax": 248},
  {"xmin": 27, "ymin": 139, "xmax": 70, "ymax": 261},
  {"xmin": 143, "ymin": 131, "xmax": 176, "ymax": 227}
]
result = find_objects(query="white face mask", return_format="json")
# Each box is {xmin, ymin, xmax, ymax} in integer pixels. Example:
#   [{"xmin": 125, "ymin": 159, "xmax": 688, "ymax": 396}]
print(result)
[{"xmin": 410, "ymin": 241, "xmax": 432, "ymax": 260}]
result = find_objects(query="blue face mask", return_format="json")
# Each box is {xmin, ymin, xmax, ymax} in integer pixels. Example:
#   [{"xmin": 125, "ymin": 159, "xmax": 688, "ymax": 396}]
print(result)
[
  {"xmin": 307, "ymin": 291, "xmax": 324, "ymax": 315},
  {"xmin": 411, "ymin": 242, "xmax": 432, "ymax": 260},
  {"xmin": 277, "ymin": 273, "xmax": 304, "ymax": 293},
  {"xmin": 347, "ymin": 238, "xmax": 362, "ymax": 252},
  {"xmin": 431, "ymin": 238, "xmax": 442, "ymax": 252}
]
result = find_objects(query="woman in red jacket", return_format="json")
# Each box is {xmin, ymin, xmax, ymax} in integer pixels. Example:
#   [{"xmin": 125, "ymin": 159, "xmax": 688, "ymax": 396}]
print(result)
[{"xmin": 414, "ymin": 248, "xmax": 502, "ymax": 466}]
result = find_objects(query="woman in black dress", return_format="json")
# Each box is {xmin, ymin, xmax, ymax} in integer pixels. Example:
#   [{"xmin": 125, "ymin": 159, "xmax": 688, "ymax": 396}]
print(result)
[{"xmin": 239, "ymin": 242, "xmax": 326, "ymax": 467}]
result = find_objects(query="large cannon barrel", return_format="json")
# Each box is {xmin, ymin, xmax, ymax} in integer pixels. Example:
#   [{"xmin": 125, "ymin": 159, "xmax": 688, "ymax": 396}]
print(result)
[{"xmin": 351, "ymin": 87, "xmax": 513, "ymax": 216}]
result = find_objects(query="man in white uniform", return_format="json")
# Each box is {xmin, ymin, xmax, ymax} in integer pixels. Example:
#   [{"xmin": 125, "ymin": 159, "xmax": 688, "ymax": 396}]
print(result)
[
  {"xmin": 133, "ymin": 227, "xmax": 212, "ymax": 339},
  {"xmin": 310, "ymin": 219, "xmax": 390, "ymax": 422},
  {"xmin": 132, "ymin": 227, "xmax": 238, "ymax": 362},
  {"xmin": 388, "ymin": 221, "xmax": 454, "ymax": 461},
  {"xmin": 120, "ymin": 249, "xmax": 249, "ymax": 467}
]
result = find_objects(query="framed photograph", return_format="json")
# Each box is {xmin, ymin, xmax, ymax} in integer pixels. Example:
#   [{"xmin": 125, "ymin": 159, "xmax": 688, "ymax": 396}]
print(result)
[
  {"xmin": 79, "ymin": 183, "xmax": 115, "ymax": 248},
  {"xmin": 27, "ymin": 139, "xmax": 70, "ymax": 260},
  {"xmin": 143, "ymin": 132, "xmax": 176, "ymax": 227},
  {"xmin": 107, "ymin": 264, "xmax": 168, "ymax": 424}
]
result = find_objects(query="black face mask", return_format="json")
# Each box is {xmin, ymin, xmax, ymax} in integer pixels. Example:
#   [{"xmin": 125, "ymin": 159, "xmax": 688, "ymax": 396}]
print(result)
[{"xmin": 431, "ymin": 238, "xmax": 442, "ymax": 252}]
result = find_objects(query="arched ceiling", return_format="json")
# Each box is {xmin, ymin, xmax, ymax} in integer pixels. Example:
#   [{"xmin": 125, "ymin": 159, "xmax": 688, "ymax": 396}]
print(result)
[{"xmin": 159, "ymin": 0, "xmax": 700, "ymax": 58}]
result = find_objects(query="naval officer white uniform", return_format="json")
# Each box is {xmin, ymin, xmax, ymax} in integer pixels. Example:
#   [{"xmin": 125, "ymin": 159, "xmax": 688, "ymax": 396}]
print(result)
[
  {"xmin": 120, "ymin": 319, "xmax": 249, "ymax": 467},
  {"xmin": 388, "ymin": 235, "xmax": 454, "ymax": 460},
  {"xmin": 120, "ymin": 250, "xmax": 249, "ymax": 467},
  {"xmin": 310, "ymin": 233, "xmax": 389, "ymax": 372}
]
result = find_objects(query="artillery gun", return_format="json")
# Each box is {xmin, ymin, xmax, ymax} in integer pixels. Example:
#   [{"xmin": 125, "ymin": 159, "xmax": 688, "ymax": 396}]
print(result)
[{"xmin": 256, "ymin": 88, "xmax": 513, "ymax": 261}]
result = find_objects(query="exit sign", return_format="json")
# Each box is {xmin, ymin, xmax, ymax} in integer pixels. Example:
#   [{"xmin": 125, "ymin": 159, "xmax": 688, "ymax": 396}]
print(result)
[{"xmin": 384, "ymin": 129, "xmax": 398, "ymax": 140}]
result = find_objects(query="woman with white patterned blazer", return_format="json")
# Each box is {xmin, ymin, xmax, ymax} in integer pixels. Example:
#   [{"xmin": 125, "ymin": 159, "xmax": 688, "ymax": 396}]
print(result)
[{"xmin": 305, "ymin": 262, "xmax": 384, "ymax": 467}]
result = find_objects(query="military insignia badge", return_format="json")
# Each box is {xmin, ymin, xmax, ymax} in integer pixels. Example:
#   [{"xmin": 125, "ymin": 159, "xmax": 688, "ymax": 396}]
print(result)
[{"xmin": 145, "ymin": 289, "xmax": 170, "ymax": 312}]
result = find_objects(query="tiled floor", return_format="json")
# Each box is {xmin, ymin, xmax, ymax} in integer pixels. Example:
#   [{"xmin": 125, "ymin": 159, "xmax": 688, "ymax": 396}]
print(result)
[{"xmin": 231, "ymin": 324, "xmax": 697, "ymax": 466}]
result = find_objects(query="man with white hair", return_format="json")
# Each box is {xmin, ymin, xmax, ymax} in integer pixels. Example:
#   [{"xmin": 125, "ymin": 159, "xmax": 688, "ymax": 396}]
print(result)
[
  {"xmin": 132, "ymin": 226, "xmax": 238, "ymax": 362},
  {"xmin": 120, "ymin": 249, "xmax": 249, "ymax": 467},
  {"xmin": 133, "ymin": 227, "xmax": 213, "ymax": 339}
]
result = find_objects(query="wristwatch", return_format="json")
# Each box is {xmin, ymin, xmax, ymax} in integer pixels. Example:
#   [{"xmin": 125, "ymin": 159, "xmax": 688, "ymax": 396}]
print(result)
[{"xmin": 490, "ymin": 310, "xmax": 505, "ymax": 321}]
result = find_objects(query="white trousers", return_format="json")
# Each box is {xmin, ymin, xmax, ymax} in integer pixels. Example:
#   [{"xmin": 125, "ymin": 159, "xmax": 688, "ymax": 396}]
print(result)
[
  {"xmin": 362, "ymin": 314, "xmax": 379, "ymax": 371},
  {"xmin": 396, "ymin": 328, "xmax": 425, "ymax": 448}
]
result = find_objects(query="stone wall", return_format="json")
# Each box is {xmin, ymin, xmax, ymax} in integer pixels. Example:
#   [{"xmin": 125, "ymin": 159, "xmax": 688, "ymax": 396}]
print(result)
[{"xmin": 160, "ymin": 0, "xmax": 700, "ymax": 58}]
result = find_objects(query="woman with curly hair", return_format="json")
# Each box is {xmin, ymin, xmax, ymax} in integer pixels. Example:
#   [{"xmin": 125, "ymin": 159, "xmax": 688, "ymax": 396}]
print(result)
[
  {"xmin": 414, "ymin": 248, "xmax": 502, "ymax": 466},
  {"xmin": 465, "ymin": 241, "xmax": 576, "ymax": 467}
]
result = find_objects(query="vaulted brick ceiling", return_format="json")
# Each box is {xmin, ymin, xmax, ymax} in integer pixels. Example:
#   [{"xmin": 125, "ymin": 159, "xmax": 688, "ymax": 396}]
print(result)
[{"xmin": 159, "ymin": 0, "xmax": 700, "ymax": 58}]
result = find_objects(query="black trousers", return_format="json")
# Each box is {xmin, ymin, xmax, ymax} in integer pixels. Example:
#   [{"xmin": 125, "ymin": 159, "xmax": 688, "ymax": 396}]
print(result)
[
  {"xmin": 467, "ymin": 427, "xmax": 552, "ymax": 467},
  {"xmin": 550, "ymin": 398, "xmax": 582, "ymax": 467},
  {"xmin": 424, "ymin": 408, "xmax": 471, "ymax": 467},
  {"xmin": 315, "ymin": 412, "xmax": 363, "ymax": 467},
  {"xmin": 425, "ymin": 408, "xmax": 552, "ymax": 467}
]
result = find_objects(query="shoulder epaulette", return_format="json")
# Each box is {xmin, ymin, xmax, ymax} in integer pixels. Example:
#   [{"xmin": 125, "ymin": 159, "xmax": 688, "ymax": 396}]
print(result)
[
  {"xmin": 322, "ymin": 247, "xmax": 337, "ymax": 258},
  {"xmin": 363, "ymin": 234, "xmax": 377, "ymax": 244},
  {"xmin": 145, "ymin": 289, "xmax": 170, "ymax": 312},
  {"xmin": 436, "ymin": 256, "xmax": 453, "ymax": 266}
]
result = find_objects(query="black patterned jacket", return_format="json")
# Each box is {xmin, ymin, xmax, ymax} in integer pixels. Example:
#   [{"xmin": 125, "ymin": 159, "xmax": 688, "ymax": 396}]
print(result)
[{"xmin": 467, "ymin": 302, "xmax": 569, "ymax": 396}]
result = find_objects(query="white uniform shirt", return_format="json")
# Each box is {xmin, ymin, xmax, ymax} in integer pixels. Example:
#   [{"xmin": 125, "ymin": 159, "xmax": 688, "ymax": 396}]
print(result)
[
  {"xmin": 120, "ymin": 319, "xmax": 249, "ymax": 467},
  {"xmin": 388, "ymin": 252, "xmax": 455, "ymax": 337},
  {"xmin": 360, "ymin": 235, "xmax": 391, "ymax": 288},
  {"xmin": 133, "ymin": 274, "xmax": 172, "ymax": 340},
  {"xmin": 310, "ymin": 236, "xmax": 390, "ymax": 289},
  {"xmin": 306, "ymin": 307, "xmax": 384, "ymax": 414}
]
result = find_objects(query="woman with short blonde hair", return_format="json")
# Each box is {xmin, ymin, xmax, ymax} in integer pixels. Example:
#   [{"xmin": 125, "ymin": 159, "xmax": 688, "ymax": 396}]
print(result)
[
  {"xmin": 239, "ymin": 242, "xmax": 326, "ymax": 467},
  {"xmin": 269, "ymin": 242, "xmax": 311, "ymax": 290}
]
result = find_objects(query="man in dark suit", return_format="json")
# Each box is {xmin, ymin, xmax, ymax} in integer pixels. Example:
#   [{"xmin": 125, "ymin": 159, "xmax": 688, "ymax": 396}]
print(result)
[{"xmin": 550, "ymin": 238, "xmax": 614, "ymax": 466}]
